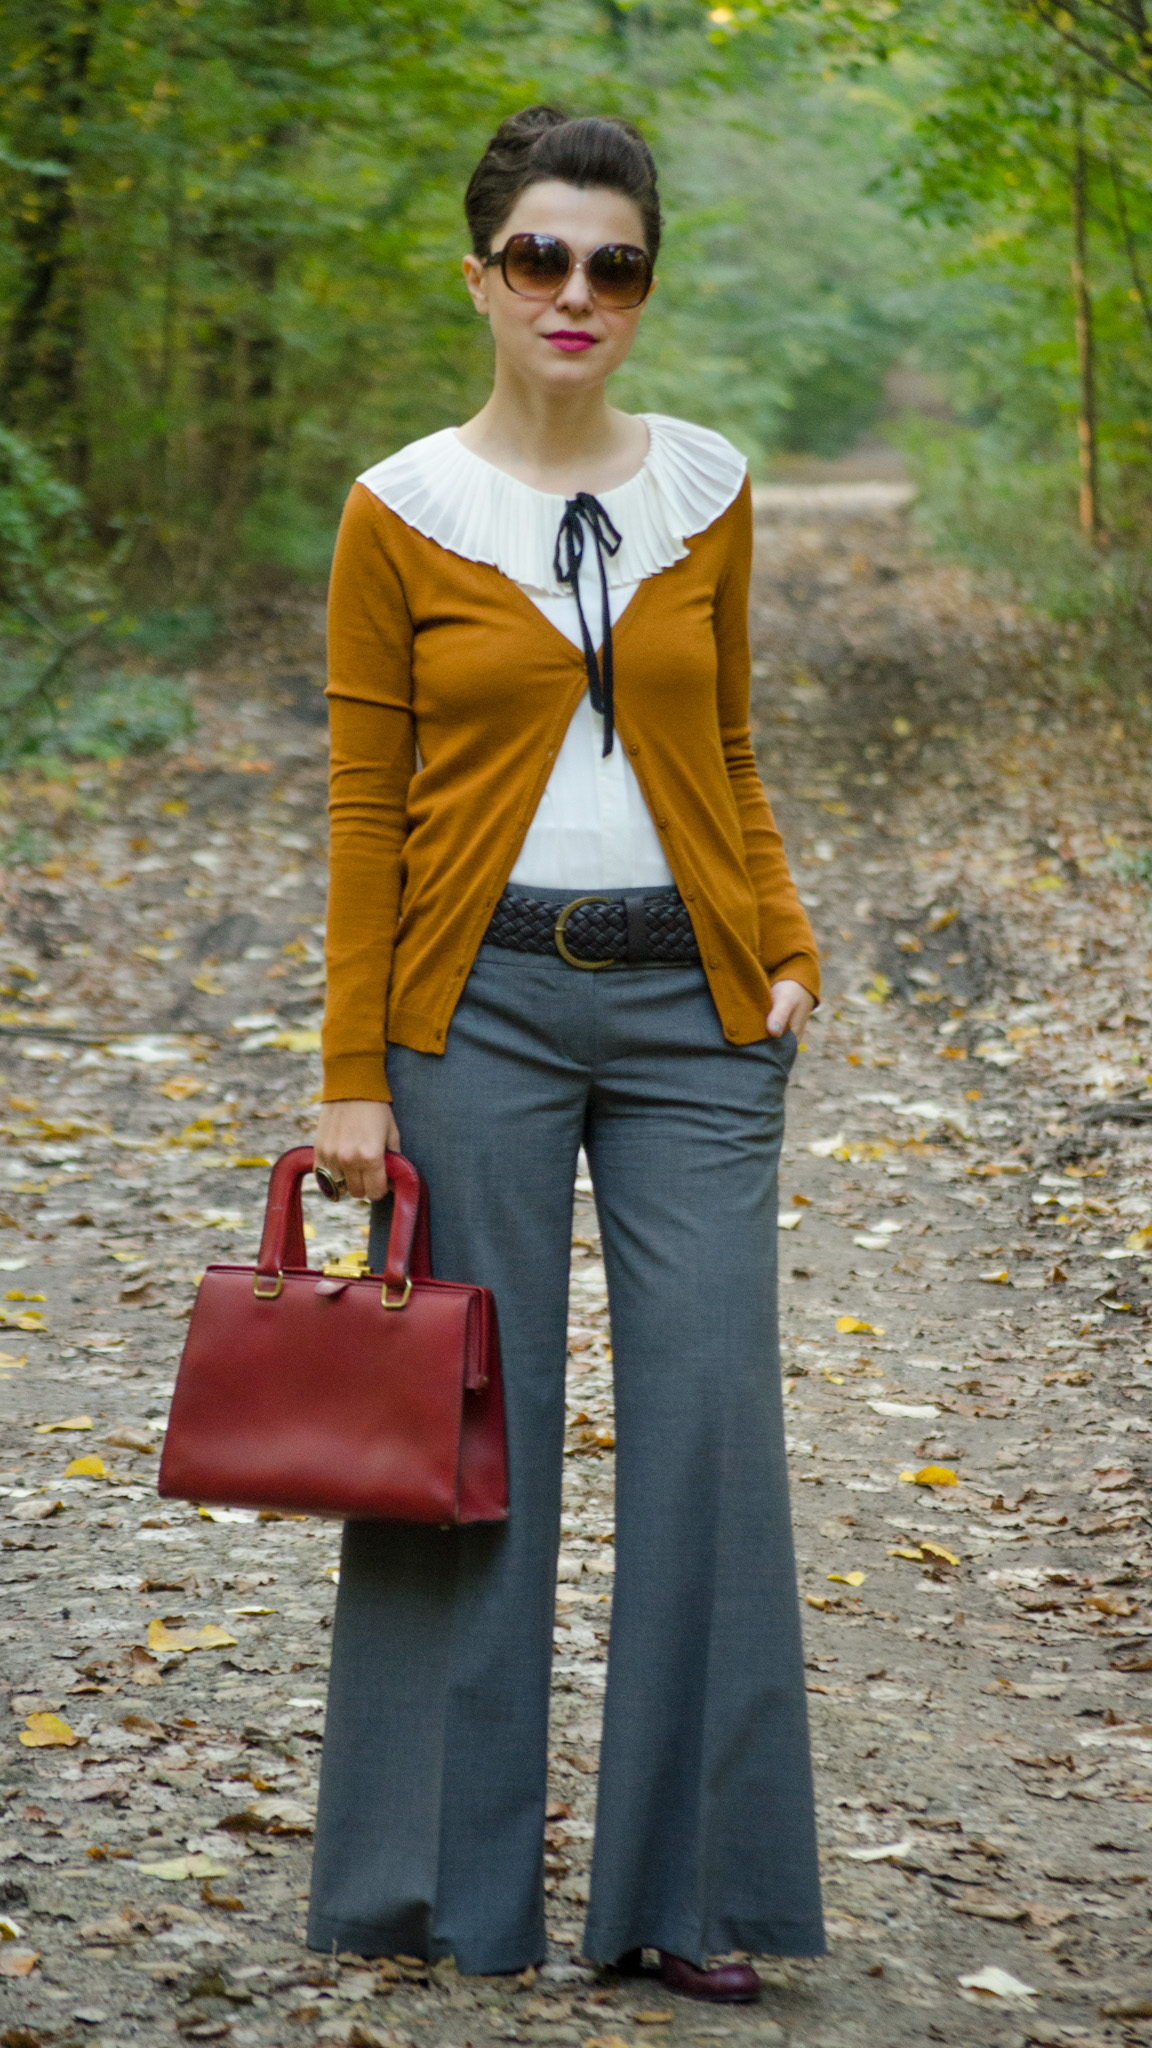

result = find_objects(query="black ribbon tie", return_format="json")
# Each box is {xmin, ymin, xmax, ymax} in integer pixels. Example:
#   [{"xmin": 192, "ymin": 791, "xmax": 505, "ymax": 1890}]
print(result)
[{"xmin": 553, "ymin": 492, "xmax": 623, "ymax": 757}]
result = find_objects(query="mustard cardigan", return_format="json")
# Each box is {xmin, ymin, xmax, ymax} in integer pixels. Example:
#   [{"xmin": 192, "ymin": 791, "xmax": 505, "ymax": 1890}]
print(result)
[{"xmin": 321, "ymin": 474, "xmax": 818, "ymax": 1103}]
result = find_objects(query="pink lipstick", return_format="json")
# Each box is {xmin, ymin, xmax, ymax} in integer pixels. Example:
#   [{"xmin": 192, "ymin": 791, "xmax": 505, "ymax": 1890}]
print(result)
[{"xmin": 546, "ymin": 331, "xmax": 596, "ymax": 353}]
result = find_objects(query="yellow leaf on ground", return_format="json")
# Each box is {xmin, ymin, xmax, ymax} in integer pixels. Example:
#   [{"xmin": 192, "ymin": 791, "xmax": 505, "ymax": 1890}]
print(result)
[
  {"xmin": 901, "ymin": 1464, "xmax": 960, "ymax": 1487},
  {"xmin": 229, "ymin": 1156, "xmax": 272, "ymax": 1169},
  {"xmin": 19, "ymin": 1712, "xmax": 79, "ymax": 1748},
  {"xmin": 65, "ymin": 1454, "xmax": 107, "ymax": 1478},
  {"xmin": 889, "ymin": 1547, "xmax": 924, "ymax": 1562},
  {"xmin": 0, "ymin": 1351, "xmax": 28, "ymax": 1370},
  {"xmin": 147, "ymin": 1619, "xmax": 237, "ymax": 1655},
  {"xmin": 1126, "ymin": 1227, "xmax": 1152, "ymax": 1251},
  {"xmin": 633, "ymin": 2014, "xmax": 675, "ymax": 2027},
  {"xmin": 828, "ymin": 1570, "xmax": 866, "ymax": 1587},
  {"xmin": 979, "ymin": 1268, "xmax": 1009, "ymax": 1284},
  {"xmin": 806, "ymin": 1594, "xmax": 828, "ymax": 1610},
  {"xmin": 836, "ymin": 1316, "xmax": 885, "ymax": 1335},
  {"xmin": 159, "ymin": 1075, "xmax": 204, "ymax": 1100},
  {"xmin": 919, "ymin": 1540, "xmax": 960, "ymax": 1566},
  {"xmin": 271, "ymin": 1028, "xmax": 321, "ymax": 1053}
]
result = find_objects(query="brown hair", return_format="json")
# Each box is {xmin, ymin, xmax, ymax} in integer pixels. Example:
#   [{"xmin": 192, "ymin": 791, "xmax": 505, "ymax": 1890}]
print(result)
[{"xmin": 464, "ymin": 105, "xmax": 662, "ymax": 262}]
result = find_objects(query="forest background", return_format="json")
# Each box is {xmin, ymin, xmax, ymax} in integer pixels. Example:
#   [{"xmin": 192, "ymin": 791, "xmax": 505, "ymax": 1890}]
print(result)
[{"xmin": 0, "ymin": 0, "xmax": 1150, "ymax": 765}]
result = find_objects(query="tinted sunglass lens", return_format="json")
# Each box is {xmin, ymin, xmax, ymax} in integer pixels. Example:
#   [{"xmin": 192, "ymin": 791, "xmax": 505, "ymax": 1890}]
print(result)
[
  {"xmin": 502, "ymin": 234, "xmax": 572, "ymax": 296},
  {"xmin": 587, "ymin": 244, "xmax": 650, "ymax": 306}
]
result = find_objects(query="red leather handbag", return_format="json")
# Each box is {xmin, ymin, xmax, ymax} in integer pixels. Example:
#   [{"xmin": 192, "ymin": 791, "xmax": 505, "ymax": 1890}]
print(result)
[{"xmin": 158, "ymin": 1146, "xmax": 507, "ymax": 1524}]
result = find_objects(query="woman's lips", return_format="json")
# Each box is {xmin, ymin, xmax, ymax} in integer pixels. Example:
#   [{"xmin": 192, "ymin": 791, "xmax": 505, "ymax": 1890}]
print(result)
[{"xmin": 546, "ymin": 331, "xmax": 596, "ymax": 353}]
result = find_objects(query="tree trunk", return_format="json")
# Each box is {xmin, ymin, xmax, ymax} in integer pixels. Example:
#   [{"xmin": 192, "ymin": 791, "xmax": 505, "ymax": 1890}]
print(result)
[
  {"xmin": 0, "ymin": 0, "xmax": 101, "ymax": 466},
  {"xmin": 1070, "ymin": 91, "xmax": 1100, "ymax": 541}
]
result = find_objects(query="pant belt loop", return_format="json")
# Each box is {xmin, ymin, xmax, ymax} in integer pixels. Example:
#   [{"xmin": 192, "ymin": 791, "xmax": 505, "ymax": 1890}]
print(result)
[{"xmin": 624, "ymin": 893, "xmax": 649, "ymax": 965}]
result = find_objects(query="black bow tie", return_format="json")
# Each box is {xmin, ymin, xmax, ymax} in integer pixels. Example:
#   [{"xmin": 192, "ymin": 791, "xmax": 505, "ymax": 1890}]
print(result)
[{"xmin": 553, "ymin": 493, "xmax": 623, "ymax": 757}]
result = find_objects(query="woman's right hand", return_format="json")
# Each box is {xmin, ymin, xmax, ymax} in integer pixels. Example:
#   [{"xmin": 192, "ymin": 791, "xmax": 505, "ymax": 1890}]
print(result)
[{"xmin": 314, "ymin": 1099, "xmax": 401, "ymax": 1204}]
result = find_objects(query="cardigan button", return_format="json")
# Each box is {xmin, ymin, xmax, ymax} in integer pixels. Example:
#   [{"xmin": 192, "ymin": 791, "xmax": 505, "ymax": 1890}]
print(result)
[{"xmin": 628, "ymin": 743, "xmax": 639, "ymax": 757}]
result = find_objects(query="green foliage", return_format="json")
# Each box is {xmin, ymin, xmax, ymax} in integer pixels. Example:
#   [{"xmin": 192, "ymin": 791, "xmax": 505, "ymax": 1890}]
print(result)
[
  {"xmin": 55, "ymin": 670, "xmax": 196, "ymax": 760},
  {"xmin": 0, "ymin": 423, "xmax": 86, "ymax": 612}
]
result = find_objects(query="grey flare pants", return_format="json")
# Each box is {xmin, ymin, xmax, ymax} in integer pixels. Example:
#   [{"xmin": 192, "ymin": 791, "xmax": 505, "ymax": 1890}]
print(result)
[{"xmin": 306, "ymin": 930, "xmax": 825, "ymax": 1973}]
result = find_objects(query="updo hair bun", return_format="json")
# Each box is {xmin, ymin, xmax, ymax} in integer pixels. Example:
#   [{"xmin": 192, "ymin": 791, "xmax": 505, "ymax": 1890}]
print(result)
[{"xmin": 464, "ymin": 105, "xmax": 662, "ymax": 262}]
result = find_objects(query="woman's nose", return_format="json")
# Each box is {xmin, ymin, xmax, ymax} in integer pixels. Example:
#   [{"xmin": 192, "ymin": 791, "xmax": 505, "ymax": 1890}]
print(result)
[{"xmin": 555, "ymin": 260, "xmax": 595, "ymax": 315}]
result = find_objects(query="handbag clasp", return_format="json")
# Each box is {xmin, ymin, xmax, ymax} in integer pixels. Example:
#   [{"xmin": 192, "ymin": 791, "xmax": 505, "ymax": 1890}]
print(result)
[{"xmin": 381, "ymin": 1275, "xmax": 413, "ymax": 1309}]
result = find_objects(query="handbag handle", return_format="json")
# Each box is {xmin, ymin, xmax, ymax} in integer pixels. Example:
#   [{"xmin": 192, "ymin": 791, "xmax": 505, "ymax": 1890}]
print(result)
[{"xmin": 254, "ymin": 1145, "xmax": 429, "ymax": 1304}]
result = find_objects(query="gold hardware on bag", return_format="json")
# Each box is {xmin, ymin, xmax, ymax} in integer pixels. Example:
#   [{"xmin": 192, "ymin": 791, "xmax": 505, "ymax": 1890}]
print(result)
[
  {"xmin": 381, "ymin": 1275, "xmax": 413, "ymax": 1309},
  {"xmin": 252, "ymin": 1272, "xmax": 283, "ymax": 1299},
  {"xmin": 554, "ymin": 893, "xmax": 616, "ymax": 971}
]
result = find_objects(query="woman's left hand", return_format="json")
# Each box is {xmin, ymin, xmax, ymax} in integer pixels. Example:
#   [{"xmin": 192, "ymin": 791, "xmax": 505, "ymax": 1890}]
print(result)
[{"xmin": 767, "ymin": 978, "xmax": 815, "ymax": 1040}]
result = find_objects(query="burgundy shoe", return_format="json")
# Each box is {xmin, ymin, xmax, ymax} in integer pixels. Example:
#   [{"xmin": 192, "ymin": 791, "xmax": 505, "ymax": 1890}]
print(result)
[
  {"xmin": 611, "ymin": 1950, "xmax": 760, "ymax": 2004},
  {"xmin": 656, "ymin": 1952, "xmax": 761, "ymax": 2004}
]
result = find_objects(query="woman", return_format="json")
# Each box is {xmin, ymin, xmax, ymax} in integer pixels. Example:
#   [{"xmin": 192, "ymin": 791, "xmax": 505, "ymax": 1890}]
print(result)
[{"xmin": 308, "ymin": 105, "xmax": 825, "ymax": 1999}]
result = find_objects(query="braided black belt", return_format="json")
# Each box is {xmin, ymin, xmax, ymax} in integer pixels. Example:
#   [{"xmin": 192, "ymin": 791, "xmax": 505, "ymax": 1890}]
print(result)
[{"xmin": 485, "ymin": 888, "xmax": 701, "ymax": 971}]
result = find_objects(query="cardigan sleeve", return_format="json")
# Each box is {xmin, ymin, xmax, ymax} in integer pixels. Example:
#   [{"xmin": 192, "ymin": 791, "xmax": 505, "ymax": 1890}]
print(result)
[
  {"xmin": 321, "ymin": 483, "xmax": 417, "ymax": 1102},
  {"xmin": 713, "ymin": 479, "xmax": 821, "ymax": 1004}
]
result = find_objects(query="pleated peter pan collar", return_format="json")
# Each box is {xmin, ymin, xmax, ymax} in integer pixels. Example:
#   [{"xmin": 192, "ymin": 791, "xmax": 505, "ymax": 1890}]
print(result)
[{"xmin": 355, "ymin": 413, "xmax": 748, "ymax": 599}]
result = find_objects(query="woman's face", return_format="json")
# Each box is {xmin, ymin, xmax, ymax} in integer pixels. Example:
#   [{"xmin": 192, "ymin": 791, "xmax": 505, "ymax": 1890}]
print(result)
[{"xmin": 463, "ymin": 179, "xmax": 653, "ymax": 392}]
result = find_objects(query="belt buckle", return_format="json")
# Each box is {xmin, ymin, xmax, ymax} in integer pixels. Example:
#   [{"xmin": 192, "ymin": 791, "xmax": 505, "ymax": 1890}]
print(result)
[{"xmin": 554, "ymin": 893, "xmax": 617, "ymax": 971}]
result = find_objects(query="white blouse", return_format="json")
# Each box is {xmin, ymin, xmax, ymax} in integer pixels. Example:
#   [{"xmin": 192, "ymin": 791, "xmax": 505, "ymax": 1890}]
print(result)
[{"xmin": 356, "ymin": 414, "xmax": 747, "ymax": 891}]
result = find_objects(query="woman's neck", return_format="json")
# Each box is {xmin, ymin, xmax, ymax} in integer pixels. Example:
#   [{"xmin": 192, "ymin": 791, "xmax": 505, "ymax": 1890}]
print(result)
[{"xmin": 457, "ymin": 360, "xmax": 648, "ymax": 496}]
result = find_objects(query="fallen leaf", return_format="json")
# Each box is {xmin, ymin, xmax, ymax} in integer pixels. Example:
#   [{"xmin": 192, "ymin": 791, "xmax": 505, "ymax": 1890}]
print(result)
[
  {"xmin": 64, "ymin": 1455, "xmax": 107, "ymax": 1479},
  {"xmin": 220, "ymin": 1795, "xmax": 313, "ymax": 1835},
  {"xmin": 633, "ymin": 2013, "xmax": 675, "ymax": 2026},
  {"xmin": 979, "ymin": 1268, "xmax": 1010, "ymax": 1284},
  {"xmin": 136, "ymin": 1852, "xmax": 231, "ymax": 1882},
  {"xmin": 105, "ymin": 1427, "xmax": 155, "ymax": 1454},
  {"xmin": 200, "ymin": 1879, "xmax": 245, "ymax": 1911},
  {"xmin": 920, "ymin": 1540, "xmax": 960, "ymax": 1567},
  {"xmin": 778, "ymin": 1212, "xmax": 802, "ymax": 1230},
  {"xmin": 32, "ymin": 1415, "xmax": 92, "ymax": 1434},
  {"xmin": 8, "ymin": 1496, "xmax": 64, "ymax": 1522},
  {"xmin": 147, "ymin": 1620, "xmax": 237, "ymax": 1655},
  {"xmin": 806, "ymin": 1594, "xmax": 828, "ymax": 1611},
  {"xmin": 828, "ymin": 1570, "xmax": 866, "ymax": 1587},
  {"xmin": 0, "ymin": 1916, "xmax": 22, "ymax": 1940},
  {"xmin": 837, "ymin": 1316, "xmax": 885, "ymax": 1335},
  {"xmin": 1101, "ymin": 1993, "xmax": 1152, "ymax": 2019},
  {"xmin": 869, "ymin": 1399, "xmax": 939, "ymax": 1418},
  {"xmin": 0, "ymin": 1950, "xmax": 39, "ymax": 1977},
  {"xmin": 958, "ymin": 1965, "xmax": 1037, "ymax": 2000},
  {"xmin": 842, "ymin": 1839, "xmax": 913, "ymax": 1862},
  {"xmin": 0, "ymin": 1350, "xmax": 27, "ymax": 1371},
  {"xmin": 809, "ymin": 1132, "xmax": 846, "ymax": 1156},
  {"xmin": 124, "ymin": 1654, "xmax": 163, "ymax": 1691},
  {"xmin": 901, "ymin": 1464, "xmax": 959, "ymax": 1487},
  {"xmin": 19, "ymin": 1712, "xmax": 79, "ymax": 1748},
  {"xmin": 951, "ymin": 1894, "xmax": 1027, "ymax": 1922}
]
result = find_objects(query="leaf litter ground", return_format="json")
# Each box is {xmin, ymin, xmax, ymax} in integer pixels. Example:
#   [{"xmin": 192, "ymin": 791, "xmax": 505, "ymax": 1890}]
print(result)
[{"xmin": 1, "ymin": 507, "xmax": 1152, "ymax": 2045}]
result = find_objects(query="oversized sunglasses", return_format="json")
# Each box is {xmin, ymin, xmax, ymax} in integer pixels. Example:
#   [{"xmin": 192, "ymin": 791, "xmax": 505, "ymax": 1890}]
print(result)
[{"xmin": 484, "ymin": 233, "xmax": 653, "ymax": 310}]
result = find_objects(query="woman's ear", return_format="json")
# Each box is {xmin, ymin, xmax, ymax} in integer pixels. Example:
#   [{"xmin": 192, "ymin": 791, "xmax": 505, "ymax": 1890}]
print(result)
[{"xmin": 462, "ymin": 253, "xmax": 490, "ymax": 317}]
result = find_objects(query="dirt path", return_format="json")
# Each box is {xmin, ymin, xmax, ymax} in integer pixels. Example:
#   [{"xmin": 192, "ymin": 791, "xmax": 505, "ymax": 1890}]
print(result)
[{"xmin": 3, "ymin": 495, "xmax": 1152, "ymax": 2048}]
